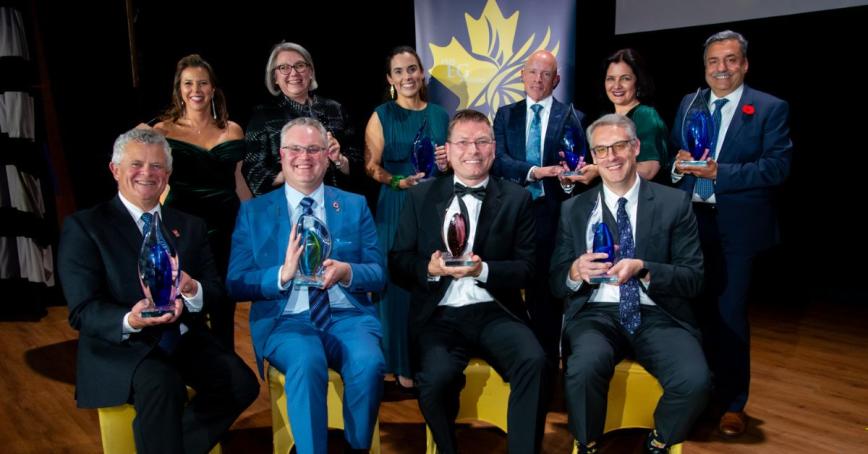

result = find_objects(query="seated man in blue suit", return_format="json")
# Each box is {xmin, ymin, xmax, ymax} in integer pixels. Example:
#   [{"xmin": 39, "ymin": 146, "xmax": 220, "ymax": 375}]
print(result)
[
  {"xmin": 227, "ymin": 117, "xmax": 385, "ymax": 454},
  {"xmin": 672, "ymin": 30, "xmax": 793, "ymax": 438}
]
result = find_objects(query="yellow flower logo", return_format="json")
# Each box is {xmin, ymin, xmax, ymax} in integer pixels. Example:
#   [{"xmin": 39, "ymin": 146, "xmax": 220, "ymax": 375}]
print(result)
[{"xmin": 428, "ymin": 0, "xmax": 560, "ymax": 116}]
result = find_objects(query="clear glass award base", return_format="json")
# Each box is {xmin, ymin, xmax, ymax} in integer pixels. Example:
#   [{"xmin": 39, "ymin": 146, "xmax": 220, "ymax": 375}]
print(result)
[
  {"xmin": 141, "ymin": 307, "xmax": 174, "ymax": 318},
  {"xmin": 589, "ymin": 275, "xmax": 619, "ymax": 284},
  {"xmin": 444, "ymin": 253, "xmax": 475, "ymax": 267},
  {"xmin": 562, "ymin": 169, "xmax": 584, "ymax": 177},
  {"xmin": 294, "ymin": 273, "xmax": 325, "ymax": 288},
  {"xmin": 678, "ymin": 160, "xmax": 708, "ymax": 167}
]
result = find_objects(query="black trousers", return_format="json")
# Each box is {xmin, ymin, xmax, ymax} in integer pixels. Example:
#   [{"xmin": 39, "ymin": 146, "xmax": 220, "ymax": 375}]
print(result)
[
  {"xmin": 563, "ymin": 304, "xmax": 710, "ymax": 445},
  {"xmin": 527, "ymin": 196, "xmax": 563, "ymax": 362},
  {"xmin": 415, "ymin": 303, "xmax": 550, "ymax": 454},
  {"xmin": 130, "ymin": 328, "xmax": 259, "ymax": 454}
]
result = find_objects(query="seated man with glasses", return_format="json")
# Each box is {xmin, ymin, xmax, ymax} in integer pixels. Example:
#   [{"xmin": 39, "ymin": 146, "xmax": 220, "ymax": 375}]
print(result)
[
  {"xmin": 390, "ymin": 109, "xmax": 549, "ymax": 454},
  {"xmin": 550, "ymin": 114, "xmax": 710, "ymax": 454},
  {"xmin": 227, "ymin": 117, "xmax": 385, "ymax": 453}
]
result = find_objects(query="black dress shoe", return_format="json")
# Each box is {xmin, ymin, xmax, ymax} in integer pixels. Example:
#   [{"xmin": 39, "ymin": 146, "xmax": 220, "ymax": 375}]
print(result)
[{"xmin": 645, "ymin": 430, "xmax": 669, "ymax": 453}]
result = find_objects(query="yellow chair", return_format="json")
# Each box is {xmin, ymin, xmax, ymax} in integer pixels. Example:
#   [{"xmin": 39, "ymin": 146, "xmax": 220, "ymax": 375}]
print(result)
[
  {"xmin": 267, "ymin": 365, "xmax": 381, "ymax": 454},
  {"xmin": 571, "ymin": 359, "xmax": 682, "ymax": 453},
  {"xmin": 97, "ymin": 387, "xmax": 222, "ymax": 454},
  {"xmin": 425, "ymin": 358, "xmax": 511, "ymax": 454}
]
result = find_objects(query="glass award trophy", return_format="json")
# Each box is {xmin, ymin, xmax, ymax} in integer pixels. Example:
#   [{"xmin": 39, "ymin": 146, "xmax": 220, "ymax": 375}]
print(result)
[
  {"xmin": 561, "ymin": 104, "xmax": 586, "ymax": 176},
  {"xmin": 679, "ymin": 88, "xmax": 712, "ymax": 167},
  {"xmin": 589, "ymin": 222, "xmax": 619, "ymax": 284},
  {"xmin": 411, "ymin": 118, "xmax": 436, "ymax": 179},
  {"xmin": 443, "ymin": 212, "xmax": 474, "ymax": 266},
  {"xmin": 295, "ymin": 213, "xmax": 333, "ymax": 287},
  {"xmin": 138, "ymin": 212, "xmax": 180, "ymax": 318}
]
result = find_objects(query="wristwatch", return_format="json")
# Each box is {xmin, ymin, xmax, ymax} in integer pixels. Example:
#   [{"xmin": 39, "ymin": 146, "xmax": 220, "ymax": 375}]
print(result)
[{"xmin": 332, "ymin": 155, "xmax": 343, "ymax": 168}]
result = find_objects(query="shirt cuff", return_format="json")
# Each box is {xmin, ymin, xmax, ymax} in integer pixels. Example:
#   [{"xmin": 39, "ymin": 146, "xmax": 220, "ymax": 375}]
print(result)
[
  {"xmin": 339, "ymin": 267, "xmax": 354, "ymax": 288},
  {"xmin": 122, "ymin": 311, "xmax": 141, "ymax": 340},
  {"xmin": 475, "ymin": 262, "xmax": 489, "ymax": 283},
  {"xmin": 566, "ymin": 274, "xmax": 583, "ymax": 292},
  {"xmin": 181, "ymin": 280, "xmax": 203, "ymax": 313},
  {"xmin": 670, "ymin": 161, "xmax": 684, "ymax": 183},
  {"xmin": 526, "ymin": 166, "xmax": 538, "ymax": 182},
  {"xmin": 278, "ymin": 265, "xmax": 292, "ymax": 291}
]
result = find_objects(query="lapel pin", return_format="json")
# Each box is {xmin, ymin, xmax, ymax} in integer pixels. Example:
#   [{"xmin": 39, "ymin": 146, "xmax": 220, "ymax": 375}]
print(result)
[
  {"xmin": 172, "ymin": 229, "xmax": 181, "ymax": 238},
  {"xmin": 332, "ymin": 201, "xmax": 340, "ymax": 212}
]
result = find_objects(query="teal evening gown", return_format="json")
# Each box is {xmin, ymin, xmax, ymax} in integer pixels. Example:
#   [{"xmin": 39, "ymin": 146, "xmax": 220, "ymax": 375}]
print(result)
[{"xmin": 373, "ymin": 101, "xmax": 449, "ymax": 378}]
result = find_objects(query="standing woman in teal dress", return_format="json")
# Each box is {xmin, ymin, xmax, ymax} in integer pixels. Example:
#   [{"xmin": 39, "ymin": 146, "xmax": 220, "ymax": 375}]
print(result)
[
  {"xmin": 152, "ymin": 54, "xmax": 251, "ymax": 350},
  {"xmin": 365, "ymin": 46, "xmax": 448, "ymax": 387}
]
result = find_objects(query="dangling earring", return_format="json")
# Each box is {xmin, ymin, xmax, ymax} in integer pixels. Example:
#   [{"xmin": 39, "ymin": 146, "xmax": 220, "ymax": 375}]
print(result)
[
  {"xmin": 390, "ymin": 85, "xmax": 396, "ymax": 99},
  {"xmin": 211, "ymin": 97, "xmax": 217, "ymax": 120}
]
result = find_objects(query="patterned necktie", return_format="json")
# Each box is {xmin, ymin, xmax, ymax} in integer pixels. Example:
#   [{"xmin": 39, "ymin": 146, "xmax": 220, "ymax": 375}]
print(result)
[
  {"xmin": 299, "ymin": 197, "xmax": 331, "ymax": 330},
  {"xmin": 695, "ymin": 98, "xmax": 729, "ymax": 201},
  {"xmin": 140, "ymin": 212, "xmax": 180, "ymax": 352},
  {"xmin": 526, "ymin": 103, "xmax": 544, "ymax": 200},
  {"xmin": 616, "ymin": 198, "xmax": 641, "ymax": 334}
]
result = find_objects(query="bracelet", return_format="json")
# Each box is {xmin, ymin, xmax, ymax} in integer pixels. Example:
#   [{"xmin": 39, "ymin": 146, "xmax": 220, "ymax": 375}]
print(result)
[
  {"xmin": 389, "ymin": 174, "xmax": 405, "ymax": 190},
  {"xmin": 332, "ymin": 155, "xmax": 343, "ymax": 168}
]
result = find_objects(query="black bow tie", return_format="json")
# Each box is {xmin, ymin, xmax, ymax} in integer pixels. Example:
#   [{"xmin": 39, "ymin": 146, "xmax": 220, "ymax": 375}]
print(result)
[{"xmin": 454, "ymin": 183, "xmax": 486, "ymax": 201}]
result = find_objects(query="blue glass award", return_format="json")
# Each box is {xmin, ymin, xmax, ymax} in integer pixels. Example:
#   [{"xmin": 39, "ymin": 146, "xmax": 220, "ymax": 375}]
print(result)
[
  {"xmin": 411, "ymin": 118, "xmax": 436, "ymax": 179},
  {"xmin": 589, "ymin": 222, "xmax": 619, "ymax": 284},
  {"xmin": 138, "ymin": 212, "xmax": 180, "ymax": 318},
  {"xmin": 295, "ymin": 214, "xmax": 332, "ymax": 287},
  {"xmin": 680, "ymin": 88, "xmax": 712, "ymax": 167},
  {"xmin": 561, "ymin": 104, "xmax": 586, "ymax": 176}
]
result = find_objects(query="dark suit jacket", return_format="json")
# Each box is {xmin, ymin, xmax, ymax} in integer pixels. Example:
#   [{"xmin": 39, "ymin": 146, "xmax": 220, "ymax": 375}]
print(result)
[
  {"xmin": 549, "ymin": 180, "xmax": 704, "ymax": 331},
  {"xmin": 671, "ymin": 85, "xmax": 793, "ymax": 254},
  {"xmin": 491, "ymin": 98, "xmax": 586, "ymax": 201},
  {"xmin": 58, "ymin": 196, "xmax": 223, "ymax": 408},
  {"xmin": 388, "ymin": 175, "xmax": 536, "ymax": 369}
]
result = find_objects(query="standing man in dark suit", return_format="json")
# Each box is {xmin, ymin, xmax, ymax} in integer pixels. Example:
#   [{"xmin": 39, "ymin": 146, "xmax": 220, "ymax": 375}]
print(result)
[
  {"xmin": 491, "ymin": 49, "xmax": 587, "ymax": 360},
  {"xmin": 57, "ymin": 128, "xmax": 258, "ymax": 454},
  {"xmin": 672, "ymin": 30, "xmax": 793, "ymax": 437},
  {"xmin": 390, "ymin": 109, "xmax": 548, "ymax": 454},
  {"xmin": 551, "ymin": 114, "xmax": 710, "ymax": 454}
]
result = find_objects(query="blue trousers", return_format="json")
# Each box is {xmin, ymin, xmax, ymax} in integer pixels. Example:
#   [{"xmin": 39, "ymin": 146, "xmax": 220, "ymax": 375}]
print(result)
[{"xmin": 265, "ymin": 309, "xmax": 385, "ymax": 454}]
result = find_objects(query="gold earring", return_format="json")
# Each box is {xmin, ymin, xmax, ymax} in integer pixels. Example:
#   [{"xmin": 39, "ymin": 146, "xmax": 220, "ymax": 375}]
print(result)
[{"xmin": 390, "ymin": 85, "xmax": 396, "ymax": 99}]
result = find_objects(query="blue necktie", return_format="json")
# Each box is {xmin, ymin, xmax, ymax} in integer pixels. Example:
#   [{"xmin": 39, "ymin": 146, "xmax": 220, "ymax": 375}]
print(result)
[
  {"xmin": 140, "ymin": 212, "xmax": 180, "ymax": 352},
  {"xmin": 616, "ymin": 198, "xmax": 641, "ymax": 334},
  {"xmin": 299, "ymin": 197, "xmax": 331, "ymax": 330},
  {"xmin": 695, "ymin": 98, "xmax": 729, "ymax": 201},
  {"xmin": 526, "ymin": 104, "xmax": 543, "ymax": 200}
]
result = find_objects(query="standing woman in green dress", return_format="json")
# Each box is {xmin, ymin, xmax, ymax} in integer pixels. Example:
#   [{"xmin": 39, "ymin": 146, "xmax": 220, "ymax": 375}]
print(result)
[
  {"xmin": 365, "ymin": 46, "xmax": 449, "ymax": 388},
  {"xmin": 152, "ymin": 54, "xmax": 251, "ymax": 350}
]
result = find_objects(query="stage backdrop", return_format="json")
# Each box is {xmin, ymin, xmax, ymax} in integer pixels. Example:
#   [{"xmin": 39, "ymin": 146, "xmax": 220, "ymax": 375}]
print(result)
[{"xmin": 415, "ymin": 0, "xmax": 576, "ymax": 118}]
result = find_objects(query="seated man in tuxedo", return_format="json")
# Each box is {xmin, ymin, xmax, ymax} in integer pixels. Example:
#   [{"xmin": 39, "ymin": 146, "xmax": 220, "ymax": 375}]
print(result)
[
  {"xmin": 226, "ymin": 117, "xmax": 385, "ymax": 454},
  {"xmin": 390, "ymin": 109, "xmax": 549, "ymax": 454},
  {"xmin": 58, "ymin": 128, "xmax": 259, "ymax": 454},
  {"xmin": 550, "ymin": 114, "xmax": 710, "ymax": 453}
]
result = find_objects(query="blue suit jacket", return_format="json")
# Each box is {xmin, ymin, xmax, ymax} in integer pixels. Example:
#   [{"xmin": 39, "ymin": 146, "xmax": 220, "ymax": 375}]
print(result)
[
  {"xmin": 226, "ymin": 185, "xmax": 385, "ymax": 375},
  {"xmin": 491, "ymin": 98, "xmax": 586, "ymax": 201},
  {"xmin": 671, "ymin": 85, "xmax": 792, "ymax": 254}
]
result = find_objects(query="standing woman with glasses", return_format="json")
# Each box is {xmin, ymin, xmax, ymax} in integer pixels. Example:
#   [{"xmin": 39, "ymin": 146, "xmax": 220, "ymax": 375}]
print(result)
[
  {"xmin": 149, "ymin": 54, "xmax": 251, "ymax": 350},
  {"xmin": 364, "ymin": 46, "xmax": 449, "ymax": 388},
  {"xmin": 244, "ymin": 42, "xmax": 360, "ymax": 197}
]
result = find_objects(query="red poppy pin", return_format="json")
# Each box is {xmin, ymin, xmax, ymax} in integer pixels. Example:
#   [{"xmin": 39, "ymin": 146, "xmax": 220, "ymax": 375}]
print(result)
[
  {"xmin": 172, "ymin": 229, "xmax": 181, "ymax": 238},
  {"xmin": 742, "ymin": 104, "xmax": 755, "ymax": 116}
]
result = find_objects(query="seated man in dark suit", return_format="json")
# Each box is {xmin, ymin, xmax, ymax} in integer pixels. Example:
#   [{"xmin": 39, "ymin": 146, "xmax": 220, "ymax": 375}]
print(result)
[
  {"xmin": 551, "ymin": 114, "xmax": 710, "ymax": 453},
  {"xmin": 58, "ymin": 128, "xmax": 258, "ymax": 454},
  {"xmin": 390, "ymin": 109, "xmax": 549, "ymax": 454}
]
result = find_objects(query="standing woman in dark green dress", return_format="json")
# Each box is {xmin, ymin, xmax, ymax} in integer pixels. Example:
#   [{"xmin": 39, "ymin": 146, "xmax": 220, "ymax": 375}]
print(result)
[{"xmin": 152, "ymin": 54, "xmax": 251, "ymax": 350}]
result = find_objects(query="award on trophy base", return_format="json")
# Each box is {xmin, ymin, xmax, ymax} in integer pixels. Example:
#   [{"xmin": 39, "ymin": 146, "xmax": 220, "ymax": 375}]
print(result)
[
  {"xmin": 443, "ymin": 212, "xmax": 474, "ymax": 266},
  {"xmin": 138, "ymin": 212, "xmax": 180, "ymax": 318},
  {"xmin": 411, "ymin": 118, "xmax": 436, "ymax": 179},
  {"xmin": 679, "ymin": 88, "xmax": 712, "ymax": 167},
  {"xmin": 295, "ymin": 214, "xmax": 332, "ymax": 287},
  {"xmin": 589, "ymin": 222, "xmax": 619, "ymax": 284}
]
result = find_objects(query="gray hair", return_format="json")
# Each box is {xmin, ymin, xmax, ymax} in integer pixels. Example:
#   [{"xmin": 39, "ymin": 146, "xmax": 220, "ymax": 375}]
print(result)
[
  {"xmin": 111, "ymin": 128, "xmax": 172, "ymax": 170},
  {"xmin": 280, "ymin": 117, "xmax": 329, "ymax": 147},
  {"xmin": 704, "ymin": 30, "xmax": 748, "ymax": 60},
  {"xmin": 265, "ymin": 41, "xmax": 318, "ymax": 96},
  {"xmin": 586, "ymin": 114, "xmax": 637, "ymax": 146}
]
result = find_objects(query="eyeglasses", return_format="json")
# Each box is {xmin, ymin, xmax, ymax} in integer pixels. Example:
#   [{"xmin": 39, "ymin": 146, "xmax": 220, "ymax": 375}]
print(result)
[
  {"xmin": 274, "ymin": 61, "xmax": 311, "ymax": 75},
  {"xmin": 449, "ymin": 139, "xmax": 495, "ymax": 150},
  {"xmin": 280, "ymin": 145, "xmax": 326, "ymax": 155},
  {"xmin": 590, "ymin": 139, "xmax": 634, "ymax": 158}
]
